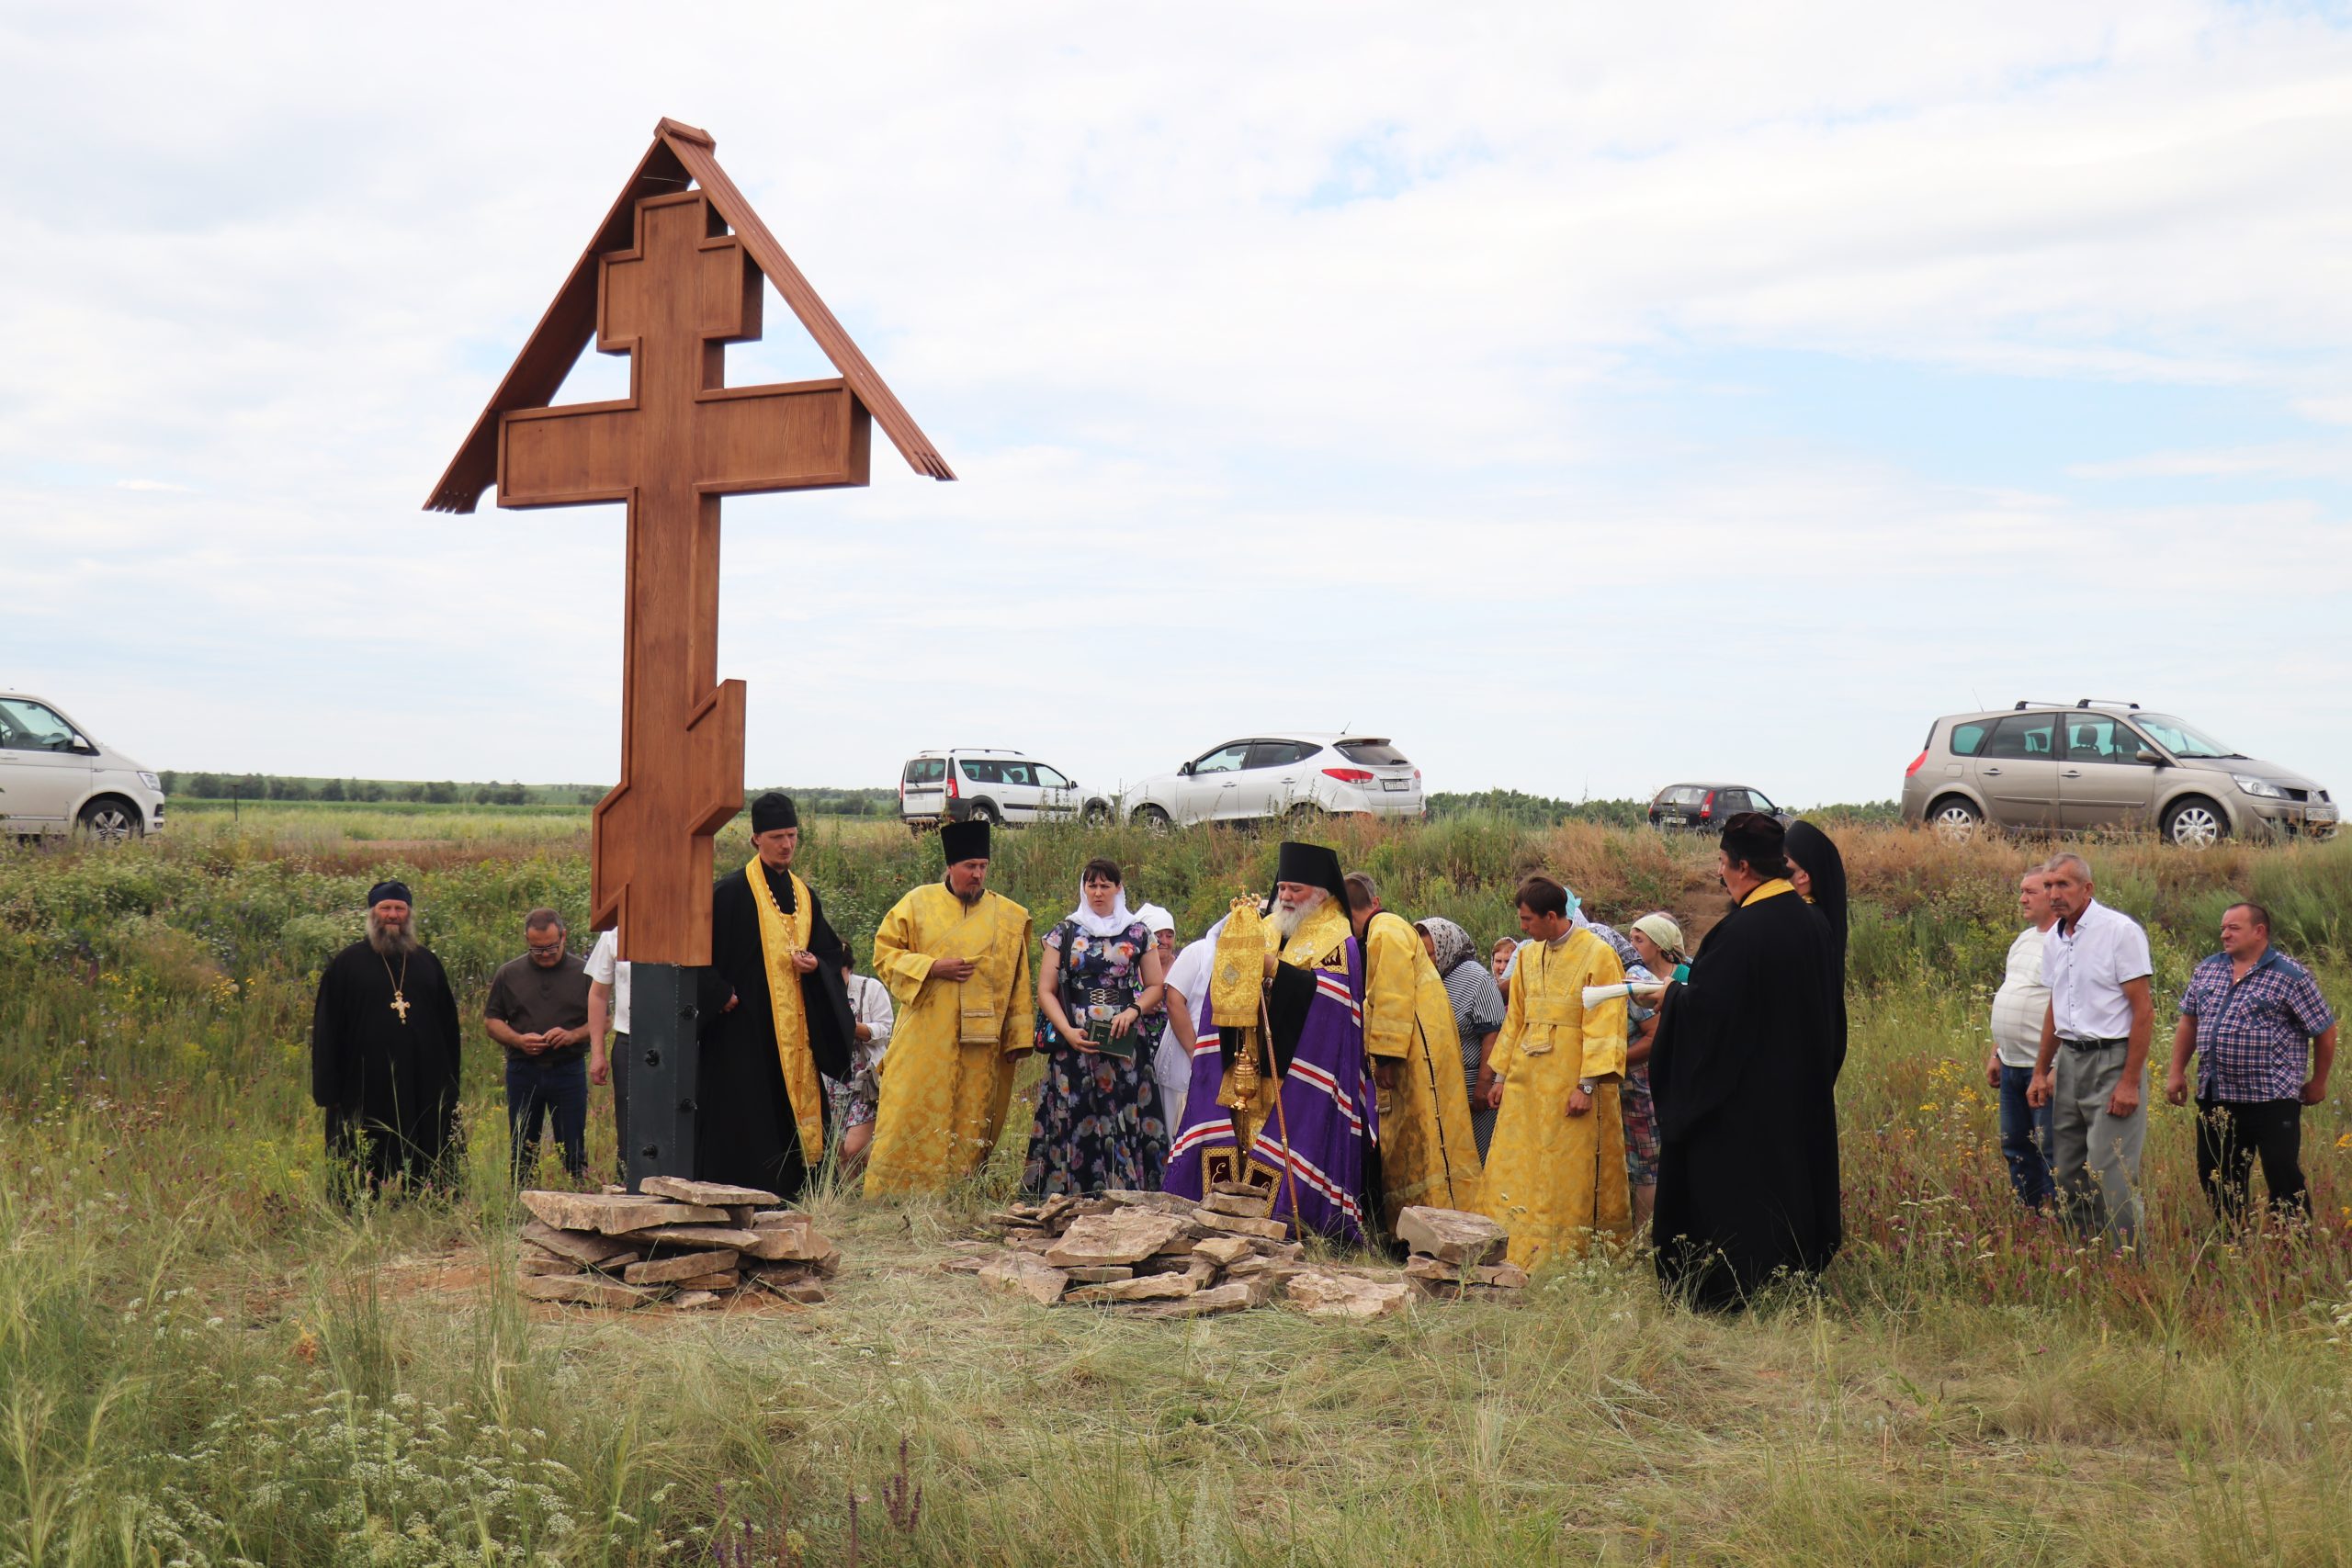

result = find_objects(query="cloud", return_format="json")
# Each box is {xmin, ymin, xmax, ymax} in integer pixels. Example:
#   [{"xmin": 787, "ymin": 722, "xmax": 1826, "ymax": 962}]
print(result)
[{"xmin": 2, "ymin": 0, "xmax": 2348, "ymax": 807}]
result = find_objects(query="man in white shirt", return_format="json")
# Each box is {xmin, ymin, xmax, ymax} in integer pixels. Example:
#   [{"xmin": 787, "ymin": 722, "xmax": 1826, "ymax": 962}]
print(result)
[
  {"xmin": 1159, "ymin": 918, "xmax": 1224, "ymax": 1133},
  {"xmin": 1985, "ymin": 865, "xmax": 2059, "ymax": 1207},
  {"xmin": 2027, "ymin": 852, "xmax": 2154, "ymax": 1247},
  {"xmin": 1134, "ymin": 905, "xmax": 1190, "ymax": 1132},
  {"xmin": 583, "ymin": 927, "xmax": 630, "ymax": 1179}
]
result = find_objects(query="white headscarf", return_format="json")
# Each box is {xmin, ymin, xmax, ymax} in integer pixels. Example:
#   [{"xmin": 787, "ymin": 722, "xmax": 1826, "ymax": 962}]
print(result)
[
  {"xmin": 1136, "ymin": 903, "xmax": 1175, "ymax": 937},
  {"xmin": 1066, "ymin": 874, "xmax": 1136, "ymax": 940}
]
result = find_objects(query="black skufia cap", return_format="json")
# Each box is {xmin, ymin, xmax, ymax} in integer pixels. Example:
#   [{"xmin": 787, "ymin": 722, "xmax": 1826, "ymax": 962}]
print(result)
[
  {"xmin": 1272, "ymin": 840, "xmax": 1346, "ymax": 908},
  {"xmin": 940, "ymin": 818, "xmax": 990, "ymax": 865}
]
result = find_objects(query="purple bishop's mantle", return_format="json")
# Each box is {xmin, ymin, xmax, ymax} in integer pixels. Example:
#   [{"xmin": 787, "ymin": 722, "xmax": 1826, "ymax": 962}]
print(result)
[{"xmin": 1162, "ymin": 937, "xmax": 1379, "ymax": 1245}]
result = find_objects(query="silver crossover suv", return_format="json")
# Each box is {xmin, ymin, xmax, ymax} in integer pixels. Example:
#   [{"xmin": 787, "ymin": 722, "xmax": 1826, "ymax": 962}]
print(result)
[{"xmin": 1901, "ymin": 701, "xmax": 2335, "ymax": 847}]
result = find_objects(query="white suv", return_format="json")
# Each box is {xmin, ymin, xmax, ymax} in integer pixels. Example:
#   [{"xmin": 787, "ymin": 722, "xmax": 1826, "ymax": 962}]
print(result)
[
  {"xmin": 1122, "ymin": 734, "xmax": 1423, "ymax": 829},
  {"xmin": 0, "ymin": 691, "xmax": 167, "ymax": 841},
  {"xmin": 898, "ymin": 748, "xmax": 1114, "ymax": 832}
]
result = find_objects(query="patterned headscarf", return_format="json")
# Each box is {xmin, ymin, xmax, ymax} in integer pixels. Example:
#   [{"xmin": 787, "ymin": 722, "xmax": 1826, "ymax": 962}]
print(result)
[{"xmin": 1415, "ymin": 916, "xmax": 1480, "ymax": 976}]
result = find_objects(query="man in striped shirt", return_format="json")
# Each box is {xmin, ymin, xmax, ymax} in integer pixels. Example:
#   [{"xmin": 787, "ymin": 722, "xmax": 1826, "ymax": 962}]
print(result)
[{"xmin": 2165, "ymin": 901, "xmax": 2337, "ymax": 1224}]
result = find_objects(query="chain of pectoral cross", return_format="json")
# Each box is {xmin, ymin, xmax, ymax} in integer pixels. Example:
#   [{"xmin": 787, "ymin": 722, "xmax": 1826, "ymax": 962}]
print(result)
[{"xmin": 380, "ymin": 953, "xmax": 412, "ymax": 1024}]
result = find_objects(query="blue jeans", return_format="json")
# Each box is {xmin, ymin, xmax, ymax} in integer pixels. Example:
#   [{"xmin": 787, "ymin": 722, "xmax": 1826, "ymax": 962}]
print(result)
[
  {"xmin": 506, "ymin": 1053, "xmax": 588, "ymax": 1183},
  {"xmin": 1996, "ymin": 1063, "xmax": 2055, "ymax": 1208}
]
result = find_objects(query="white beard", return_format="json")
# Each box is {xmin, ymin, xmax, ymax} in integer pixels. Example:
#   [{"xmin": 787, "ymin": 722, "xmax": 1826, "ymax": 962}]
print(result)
[{"xmin": 1271, "ymin": 890, "xmax": 1327, "ymax": 942}]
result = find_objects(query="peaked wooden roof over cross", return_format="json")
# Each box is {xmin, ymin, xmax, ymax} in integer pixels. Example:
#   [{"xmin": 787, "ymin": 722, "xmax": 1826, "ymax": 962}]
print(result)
[{"xmin": 424, "ymin": 117, "xmax": 953, "ymax": 513}]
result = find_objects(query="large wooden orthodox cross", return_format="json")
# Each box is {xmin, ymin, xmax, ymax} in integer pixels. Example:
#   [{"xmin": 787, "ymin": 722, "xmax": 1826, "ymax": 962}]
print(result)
[{"xmin": 427, "ymin": 118, "xmax": 951, "ymax": 1180}]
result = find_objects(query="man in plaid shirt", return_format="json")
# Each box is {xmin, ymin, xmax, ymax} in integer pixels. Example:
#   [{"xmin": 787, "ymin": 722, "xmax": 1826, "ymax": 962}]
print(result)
[{"xmin": 2165, "ymin": 901, "xmax": 2337, "ymax": 1224}]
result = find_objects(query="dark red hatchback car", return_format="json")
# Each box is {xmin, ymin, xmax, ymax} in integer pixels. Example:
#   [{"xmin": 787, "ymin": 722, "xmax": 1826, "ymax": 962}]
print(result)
[{"xmin": 1647, "ymin": 782, "xmax": 1790, "ymax": 831}]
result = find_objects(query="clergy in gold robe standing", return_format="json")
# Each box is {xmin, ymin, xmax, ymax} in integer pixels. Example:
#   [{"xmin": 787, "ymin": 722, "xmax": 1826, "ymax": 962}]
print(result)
[
  {"xmin": 862, "ymin": 819, "xmax": 1036, "ymax": 1196},
  {"xmin": 1347, "ymin": 873, "xmax": 1481, "ymax": 1225},
  {"xmin": 1478, "ymin": 874, "xmax": 1632, "ymax": 1268}
]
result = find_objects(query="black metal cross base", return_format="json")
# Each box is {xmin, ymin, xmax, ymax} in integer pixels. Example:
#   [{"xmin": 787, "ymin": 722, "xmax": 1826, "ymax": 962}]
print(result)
[{"xmin": 623, "ymin": 961, "xmax": 701, "ymax": 1190}]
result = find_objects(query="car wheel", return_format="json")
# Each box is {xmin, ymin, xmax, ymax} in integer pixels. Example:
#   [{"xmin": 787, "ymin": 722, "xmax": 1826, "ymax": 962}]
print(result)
[
  {"xmin": 2162, "ymin": 796, "xmax": 2228, "ymax": 850},
  {"xmin": 1286, "ymin": 801, "xmax": 1323, "ymax": 827},
  {"xmin": 1133, "ymin": 805, "xmax": 1172, "ymax": 833},
  {"xmin": 1081, "ymin": 802, "xmax": 1111, "ymax": 829},
  {"xmin": 76, "ymin": 798, "xmax": 144, "ymax": 845},
  {"xmin": 967, "ymin": 802, "xmax": 1001, "ymax": 826},
  {"xmin": 1927, "ymin": 796, "xmax": 1981, "ymax": 843}
]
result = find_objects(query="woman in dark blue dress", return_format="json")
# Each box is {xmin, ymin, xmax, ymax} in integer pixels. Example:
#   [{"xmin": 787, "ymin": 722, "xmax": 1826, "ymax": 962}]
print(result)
[{"xmin": 1022, "ymin": 858, "xmax": 1170, "ymax": 1195}]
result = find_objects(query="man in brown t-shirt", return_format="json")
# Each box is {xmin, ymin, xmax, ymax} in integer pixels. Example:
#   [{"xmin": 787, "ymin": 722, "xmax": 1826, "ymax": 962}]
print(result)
[{"xmin": 484, "ymin": 908, "xmax": 593, "ymax": 1182}]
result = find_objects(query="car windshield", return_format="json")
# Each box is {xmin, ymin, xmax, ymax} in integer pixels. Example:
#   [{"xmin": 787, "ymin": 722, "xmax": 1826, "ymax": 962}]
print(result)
[
  {"xmin": 0, "ymin": 698, "xmax": 75, "ymax": 751},
  {"xmin": 2132, "ymin": 714, "xmax": 2241, "ymax": 760}
]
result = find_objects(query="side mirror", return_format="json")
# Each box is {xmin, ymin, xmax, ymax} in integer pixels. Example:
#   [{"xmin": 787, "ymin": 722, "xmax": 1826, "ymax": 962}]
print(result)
[
  {"xmin": 2134, "ymin": 748, "xmax": 2164, "ymax": 766},
  {"xmin": 1179, "ymin": 761, "xmax": 1193, "ymax": 776}
]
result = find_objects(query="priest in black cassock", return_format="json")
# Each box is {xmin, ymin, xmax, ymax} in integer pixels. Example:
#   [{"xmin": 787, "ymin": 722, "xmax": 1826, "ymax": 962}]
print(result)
[
  {"xmin": 311, "ymin": 879, "xmax": 462, "ymax": 1200},
  {"xmin": 1649, "ymin": 813, "xmax": 1845, "ymax": 1311},
  {"xmin": 697, "ymin": 793, "xmax": 855, "ymax": 1197}
]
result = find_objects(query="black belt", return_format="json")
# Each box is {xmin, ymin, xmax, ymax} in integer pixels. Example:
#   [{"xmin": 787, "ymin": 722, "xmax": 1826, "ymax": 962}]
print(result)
[{"xmin": 2060, "ymin": 1035, "xmax": 2129, "ymax": 1050}]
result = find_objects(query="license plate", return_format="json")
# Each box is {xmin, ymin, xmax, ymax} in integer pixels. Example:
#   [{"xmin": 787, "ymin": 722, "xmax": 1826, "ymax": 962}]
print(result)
[
  {"xmin": 2310, "ymin": 805, "xmax": 2338, "ymax": 822},
  {"xmin": 1381, "ymin": 778, "xmax": 1410, "ymax": 792}
]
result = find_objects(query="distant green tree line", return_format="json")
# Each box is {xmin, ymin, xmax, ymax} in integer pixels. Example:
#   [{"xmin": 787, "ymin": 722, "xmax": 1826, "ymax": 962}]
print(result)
[
  {"xmin": 158, "ymin": 773, "xmax": 901, "ymax": 816},
  {"xmin": 1424, "ymin": 790, "xmax": 1902, "ymax": 828},
  {"xmin": 1424, "ymin": 790, "xmax": 1651, "ymax": 828},
  {"xmin": 162, "ymin": 773, "xmax": 548, "ymax": 806}
]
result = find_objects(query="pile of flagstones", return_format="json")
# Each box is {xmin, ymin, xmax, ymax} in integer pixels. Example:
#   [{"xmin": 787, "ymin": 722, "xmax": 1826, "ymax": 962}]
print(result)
[
  {"xmin": 947, "ymin": 1188, "xmax": 1527, "ymax": 1319},
  {"xmin": 514, "ymin": 1177, "xmax": 839, "ymax": 1311}
]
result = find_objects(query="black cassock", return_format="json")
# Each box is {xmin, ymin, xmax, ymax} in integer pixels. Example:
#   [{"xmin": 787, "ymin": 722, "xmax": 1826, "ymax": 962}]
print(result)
[
  {"xmin": 311, "ymin": 940, "xmax": 462, "ymax": 1194},
  {"xmin": 1649, "ymin": 886, "xmax": 1844, "ymax": 1311},
  {"xmin": 696, "ymin": 863, "xmax": 855, "ymax": 1198}
]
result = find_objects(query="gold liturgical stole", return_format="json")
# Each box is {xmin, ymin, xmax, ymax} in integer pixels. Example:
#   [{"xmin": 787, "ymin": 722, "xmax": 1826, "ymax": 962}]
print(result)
[
  {"xmin": 1211, "ymin": 897, "xmax": 1269, "ymax": 1026},
  {"xmin": 746, "ymin": 860, "xmax": 827, "ymax": 1164},
  {"xmin": 1519, "ymin": 934, "xmax": 1594, "ymax": 1054},
  {"xmin": 942, "ymin": 897, "xmax": 1004, "ymax": 1045}
]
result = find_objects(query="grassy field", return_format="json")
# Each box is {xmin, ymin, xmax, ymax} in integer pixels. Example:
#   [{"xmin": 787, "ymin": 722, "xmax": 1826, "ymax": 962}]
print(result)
[{"xmin": 5, "ymin": 807, "xmax": 2351, "ymax": 1564}]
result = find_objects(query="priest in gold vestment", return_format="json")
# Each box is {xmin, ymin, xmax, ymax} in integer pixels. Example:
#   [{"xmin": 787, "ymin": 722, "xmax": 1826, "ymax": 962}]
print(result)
[
  {"xmin": 1346, "ymin": 872, "xmax": 1481, "ymax": 1225},
  {"xmin": 1477, "ymin": 874, "xmax": 1631, "ymax": 1268},
  {"xmin": 862, "ymin": 819, "xmax": 1036, "ymax": 1196}
]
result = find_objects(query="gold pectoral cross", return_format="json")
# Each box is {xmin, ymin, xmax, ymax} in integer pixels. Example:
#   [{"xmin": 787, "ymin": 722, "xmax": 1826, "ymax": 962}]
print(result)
[{"xmin": 390, "ymin": 991, "xmax": 411, "ymax": 1024}]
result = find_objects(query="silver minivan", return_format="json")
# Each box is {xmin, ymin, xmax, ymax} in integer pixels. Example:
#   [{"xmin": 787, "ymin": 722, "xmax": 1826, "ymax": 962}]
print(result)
[
  {"xmin": 0, "ymin": 691, "xmax": 167, "ymax": 840},
  {"xmin": 1902, "ymin": 701, "xmax": 2335, "ymax": 846}
]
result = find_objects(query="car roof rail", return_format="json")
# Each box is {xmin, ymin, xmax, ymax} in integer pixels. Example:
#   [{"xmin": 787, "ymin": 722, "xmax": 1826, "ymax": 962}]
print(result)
[{"xmin": 2074, "ymin": 697, "xmax": 2140, "ymax": 710}]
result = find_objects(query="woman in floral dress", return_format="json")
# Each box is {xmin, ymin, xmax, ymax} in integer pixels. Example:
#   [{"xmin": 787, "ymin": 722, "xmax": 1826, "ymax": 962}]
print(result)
[{"xmin": 1022, "ymin": 859, "xmax": 1169, "ymax": 1195}]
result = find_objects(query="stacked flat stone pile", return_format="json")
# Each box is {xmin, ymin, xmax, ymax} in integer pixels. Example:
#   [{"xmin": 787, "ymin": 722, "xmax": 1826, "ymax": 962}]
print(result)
[
  {"xmin": 1396, "ymin": 1205, "xmax": 1530, "ymax": 1299},
  {"xmin": 948, "ymin": 1189, "xmax": 1524, "ymax": 1319},
  {"xmin": 514, "ymin": 1177, "xmax": 839, "ymax": 1311}
]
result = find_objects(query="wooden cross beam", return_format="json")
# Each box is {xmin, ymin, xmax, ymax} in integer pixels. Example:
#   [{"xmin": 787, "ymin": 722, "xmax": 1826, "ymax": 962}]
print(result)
[
  {"xmin": 497, "ymin": 189, "xmax": 870, "ymax": 962},
  {"xmin": 428, "ymin": 119, "xmax": 951, "ymax": 966}
]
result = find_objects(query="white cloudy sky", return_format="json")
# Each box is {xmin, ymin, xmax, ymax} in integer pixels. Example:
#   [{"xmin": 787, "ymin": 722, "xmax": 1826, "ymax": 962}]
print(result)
[{"xmin": 5, "ymin": 1, "xmax": 2349, "ymax": 807}]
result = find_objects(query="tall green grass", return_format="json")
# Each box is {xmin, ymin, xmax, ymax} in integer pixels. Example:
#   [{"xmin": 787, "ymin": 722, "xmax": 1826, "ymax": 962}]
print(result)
[{"xmin": 4, "ymin": 814, "xmax": 2350, "ymax": 1563}]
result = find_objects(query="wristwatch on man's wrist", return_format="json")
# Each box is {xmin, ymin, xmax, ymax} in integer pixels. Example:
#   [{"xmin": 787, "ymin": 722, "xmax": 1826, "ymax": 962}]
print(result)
[{"xmin": 1577, "ymin": 1078, "xmax": 1597, "ymax": 1095}]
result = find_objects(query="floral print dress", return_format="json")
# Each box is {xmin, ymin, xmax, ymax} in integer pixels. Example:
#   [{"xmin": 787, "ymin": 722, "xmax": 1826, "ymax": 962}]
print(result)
[{"xmin": 1021, "ymin": 919, "xmax": 1170, "ymax": 1195}]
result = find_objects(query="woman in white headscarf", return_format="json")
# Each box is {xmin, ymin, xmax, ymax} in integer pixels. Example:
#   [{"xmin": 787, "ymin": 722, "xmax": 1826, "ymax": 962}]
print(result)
[{"xmin": 1021, "ymin": 858, "xmax": 1168, "ymax": 1195}]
